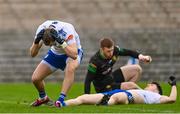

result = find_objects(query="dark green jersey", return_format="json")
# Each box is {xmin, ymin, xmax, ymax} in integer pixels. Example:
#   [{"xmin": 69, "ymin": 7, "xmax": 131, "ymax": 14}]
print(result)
[{"xmin": 84, "ymin": 46, "xmax": 140, "ymax": 94}]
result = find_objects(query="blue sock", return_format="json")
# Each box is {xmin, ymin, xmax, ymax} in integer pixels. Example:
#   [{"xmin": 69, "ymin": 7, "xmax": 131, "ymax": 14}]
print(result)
[
  {"xmin": 58, "ymin": 93, "xmax": 66, "ymax": 106},
  {"xmin": 39, "ymin": 91, "xmax": 46, "ymax": 99}
]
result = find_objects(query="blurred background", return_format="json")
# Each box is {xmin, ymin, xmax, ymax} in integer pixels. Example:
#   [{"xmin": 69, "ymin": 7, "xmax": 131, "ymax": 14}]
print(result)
[{"xmin": 0, "ymin": 0, "xmax": 179, "ymax": 83}]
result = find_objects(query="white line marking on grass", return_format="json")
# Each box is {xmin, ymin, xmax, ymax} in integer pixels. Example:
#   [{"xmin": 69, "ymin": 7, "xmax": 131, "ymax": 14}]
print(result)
[
  {"xmin": 0, "ymin": 100, "xmax": 29, "ymax": 105},
  {"xmin": 0, "ymin": 100, "xmax": 177, "ymax": 113},
  {"xmin": 125, "ymin": 107, "xmax": 175, "ymax": 113},
  {"xmin": 0, "ymin": 100, "xmax": 53, "ymax": 107}
]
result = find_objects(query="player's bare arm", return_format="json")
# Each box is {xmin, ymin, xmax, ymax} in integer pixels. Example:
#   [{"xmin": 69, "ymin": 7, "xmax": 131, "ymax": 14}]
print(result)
[
  {"xmin": 30, "ymin": 41, "xmax": 43, "ymax": 57},
  {"xmin": 63, "ymin": 43, "xmax": 78, "ymax": 60},
  {"xmin": 30, "ymin": 29, "xmax": 44, "ymax": 57},
  {"xmin": 160, "ymin": 86, "xmax": 177, "ymax": 104},
  {"xmin": 160, "ymin": 76, "xmax": 177, "ymax": 104},
  {"xmin": 118, "ymin": 47, "xmax": 151, "ymax": 63},
  {"xmin": 49, "ymin": 28, "xmax": 78, "ymax": 60}
]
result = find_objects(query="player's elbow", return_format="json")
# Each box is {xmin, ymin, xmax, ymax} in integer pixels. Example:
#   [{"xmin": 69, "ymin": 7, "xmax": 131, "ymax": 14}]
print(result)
[
  {"xmin": 166, "ymin": 99, "xmax": 176, "ymax": 104},
  {"xmin": 72, "ymin": 54, "xmax": 78, "ymax": 60},
  {"xmin": 30, "ymin": 52, "xmax": 37, "ymax": 57},
  {"xmin": 29, "ymin": 48, "xmax": 37, "ymax": 58},
  {"xmin": 71, "ymin": 50, "xmax": 78, "ymax": 60},
  {"xmin": 64, "ymin": 47, "xmax": 77, "ymax": 59},
  {"xmin": 167, "ymin": 100, "xmax": 176, "ymax": 104},
  {"xmin": 171, "ymin": 99, "xmax": 176, "ymax": 103},
  {"xmin": 30, "ymin": 53, "xmax": 37, "ymax": 58}
]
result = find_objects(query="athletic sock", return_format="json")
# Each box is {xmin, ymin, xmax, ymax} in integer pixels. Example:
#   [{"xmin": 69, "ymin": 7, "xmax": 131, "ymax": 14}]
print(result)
[
  {"xmin": 58, "ymin": 93, "xmax": 66, "ymax": 106},
  {"xmin": 39, "ymin": 91, "xmax": 46, "ymax": 99}
]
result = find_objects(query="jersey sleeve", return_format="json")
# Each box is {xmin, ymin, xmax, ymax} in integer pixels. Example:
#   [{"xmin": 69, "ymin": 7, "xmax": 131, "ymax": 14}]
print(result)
[
  {"xmin": 115, "ymin": 46, "xmax": 140, "ymax": 58},
  {"xmin": 63, "ymin": 24, "xmax": 76, "ymax": 45},
  {"xmin": 87, "ymin": 63, "xmax": 97, "ymax": 74},
  {"xmin": 84, "ymin": 71, "xmax": 96, "ymax": 94},
  {"xmin": 84, "ymin": 58, "xmax": 98, "ymax": 94}
]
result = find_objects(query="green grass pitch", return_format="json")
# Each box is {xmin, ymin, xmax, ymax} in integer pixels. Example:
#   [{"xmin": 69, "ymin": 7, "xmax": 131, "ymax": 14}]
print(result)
[{"xmin": 0, "ymin": 82, "xmax": 179, "ymax": 113}]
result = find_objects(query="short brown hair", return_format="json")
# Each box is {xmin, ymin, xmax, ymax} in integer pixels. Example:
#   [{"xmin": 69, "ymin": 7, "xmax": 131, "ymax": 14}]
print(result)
[
  {"xmin": 100, "ymin": 38, "xmax": 114, "ymax": 48},
  {"xmin": 151, "ymin": 82, "xmax": 163, "ymax": 95},
  {"xmin": 42, "ymin": 28, "xmax": 55, "ymax": 45}
]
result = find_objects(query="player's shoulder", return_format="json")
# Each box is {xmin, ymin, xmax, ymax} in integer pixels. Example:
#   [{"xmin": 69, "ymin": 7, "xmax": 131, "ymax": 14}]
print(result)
[
  {"xmin": 114, "ymin": 45, "xmax": 121, "ymax": 53},
  {"xmin": 89, "ymin": 51, "xmax": 101, "ymax": 64},
  {"xmin": 35, "ymin": 20, "xmax": 52, "ymax": 35},
  {"xmin": 114, "ymin": 45, "xmax": 120, "ymax": 50},
  {"xmin": 41, "ymin": 20, "xmax": 54, "ymax": 26},
  {"xmin": 40, "ymin": 20, "xmax": 64, "ymax": 27},
  {"xmin": 39, "ymin": 20, "xmax": 71, "ymax": 26},
  {"xmin": 57, "ymin": 21, "xmax": 74, "ymax": 28},
  {"xmin": 91, "ymin": 50, "xmax": 100, "ymax": 58},
  {"xmin": 37, "ymin": 20, "xmax": 53, "ymax": 30}
]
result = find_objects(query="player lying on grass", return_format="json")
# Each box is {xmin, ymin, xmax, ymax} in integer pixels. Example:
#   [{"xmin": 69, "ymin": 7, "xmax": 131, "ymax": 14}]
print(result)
[{"xmin": 58, "ymin": 76, "xmax": 177, "ymax": 107}]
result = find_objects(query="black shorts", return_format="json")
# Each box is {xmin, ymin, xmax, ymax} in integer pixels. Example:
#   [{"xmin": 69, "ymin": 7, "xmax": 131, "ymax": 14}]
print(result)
[
  {"xmin": 94, "ymin": 82, "xmax": 121, "ymax": 93},
  {"xmin": 112, "ymin": 68, "xmax": 125, "ymax": 83},
  {"xmin": 94, "ymin": 69, "xmax": 125, "ymax": 93}
]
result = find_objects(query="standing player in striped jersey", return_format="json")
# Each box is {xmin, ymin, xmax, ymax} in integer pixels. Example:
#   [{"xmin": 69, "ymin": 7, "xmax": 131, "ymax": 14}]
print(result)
[{"xmin": 29, "ymin": 20, "xmax": 83, "ymax": 107}]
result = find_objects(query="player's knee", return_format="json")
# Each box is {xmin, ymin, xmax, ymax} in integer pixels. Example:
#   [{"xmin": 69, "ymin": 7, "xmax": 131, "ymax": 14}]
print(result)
[
  {"xmin": 77, "ymin": 95, "xmax": 87, "ymax": 103},
  {"xmin": 66, "ymin": 64, "xmax": 78, "ymax": 73},
  {"xmin": 111, "ymin": 93, "xmax": 127, "ymax": 104},
  {"xmin": 121, "ymin": 82, "xmax": 131, "ymax": 90},
  {"xmin": 121, "ymin": 82, "xmax": 136, "ymax": 90},
  {"xmin": 32, "ymin": 76, "xmax": 37, "ymax": 83},
  {"xmin": 31, "ymin": 73, "xmax": 41, "ymax": 83},
  {"xmin": 109, "ymin": 96, "xmax": 118, "ymax": 105},
  {"xmin": 111, "ymin": 94, "xmax": 119, "ymax": 102}
]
